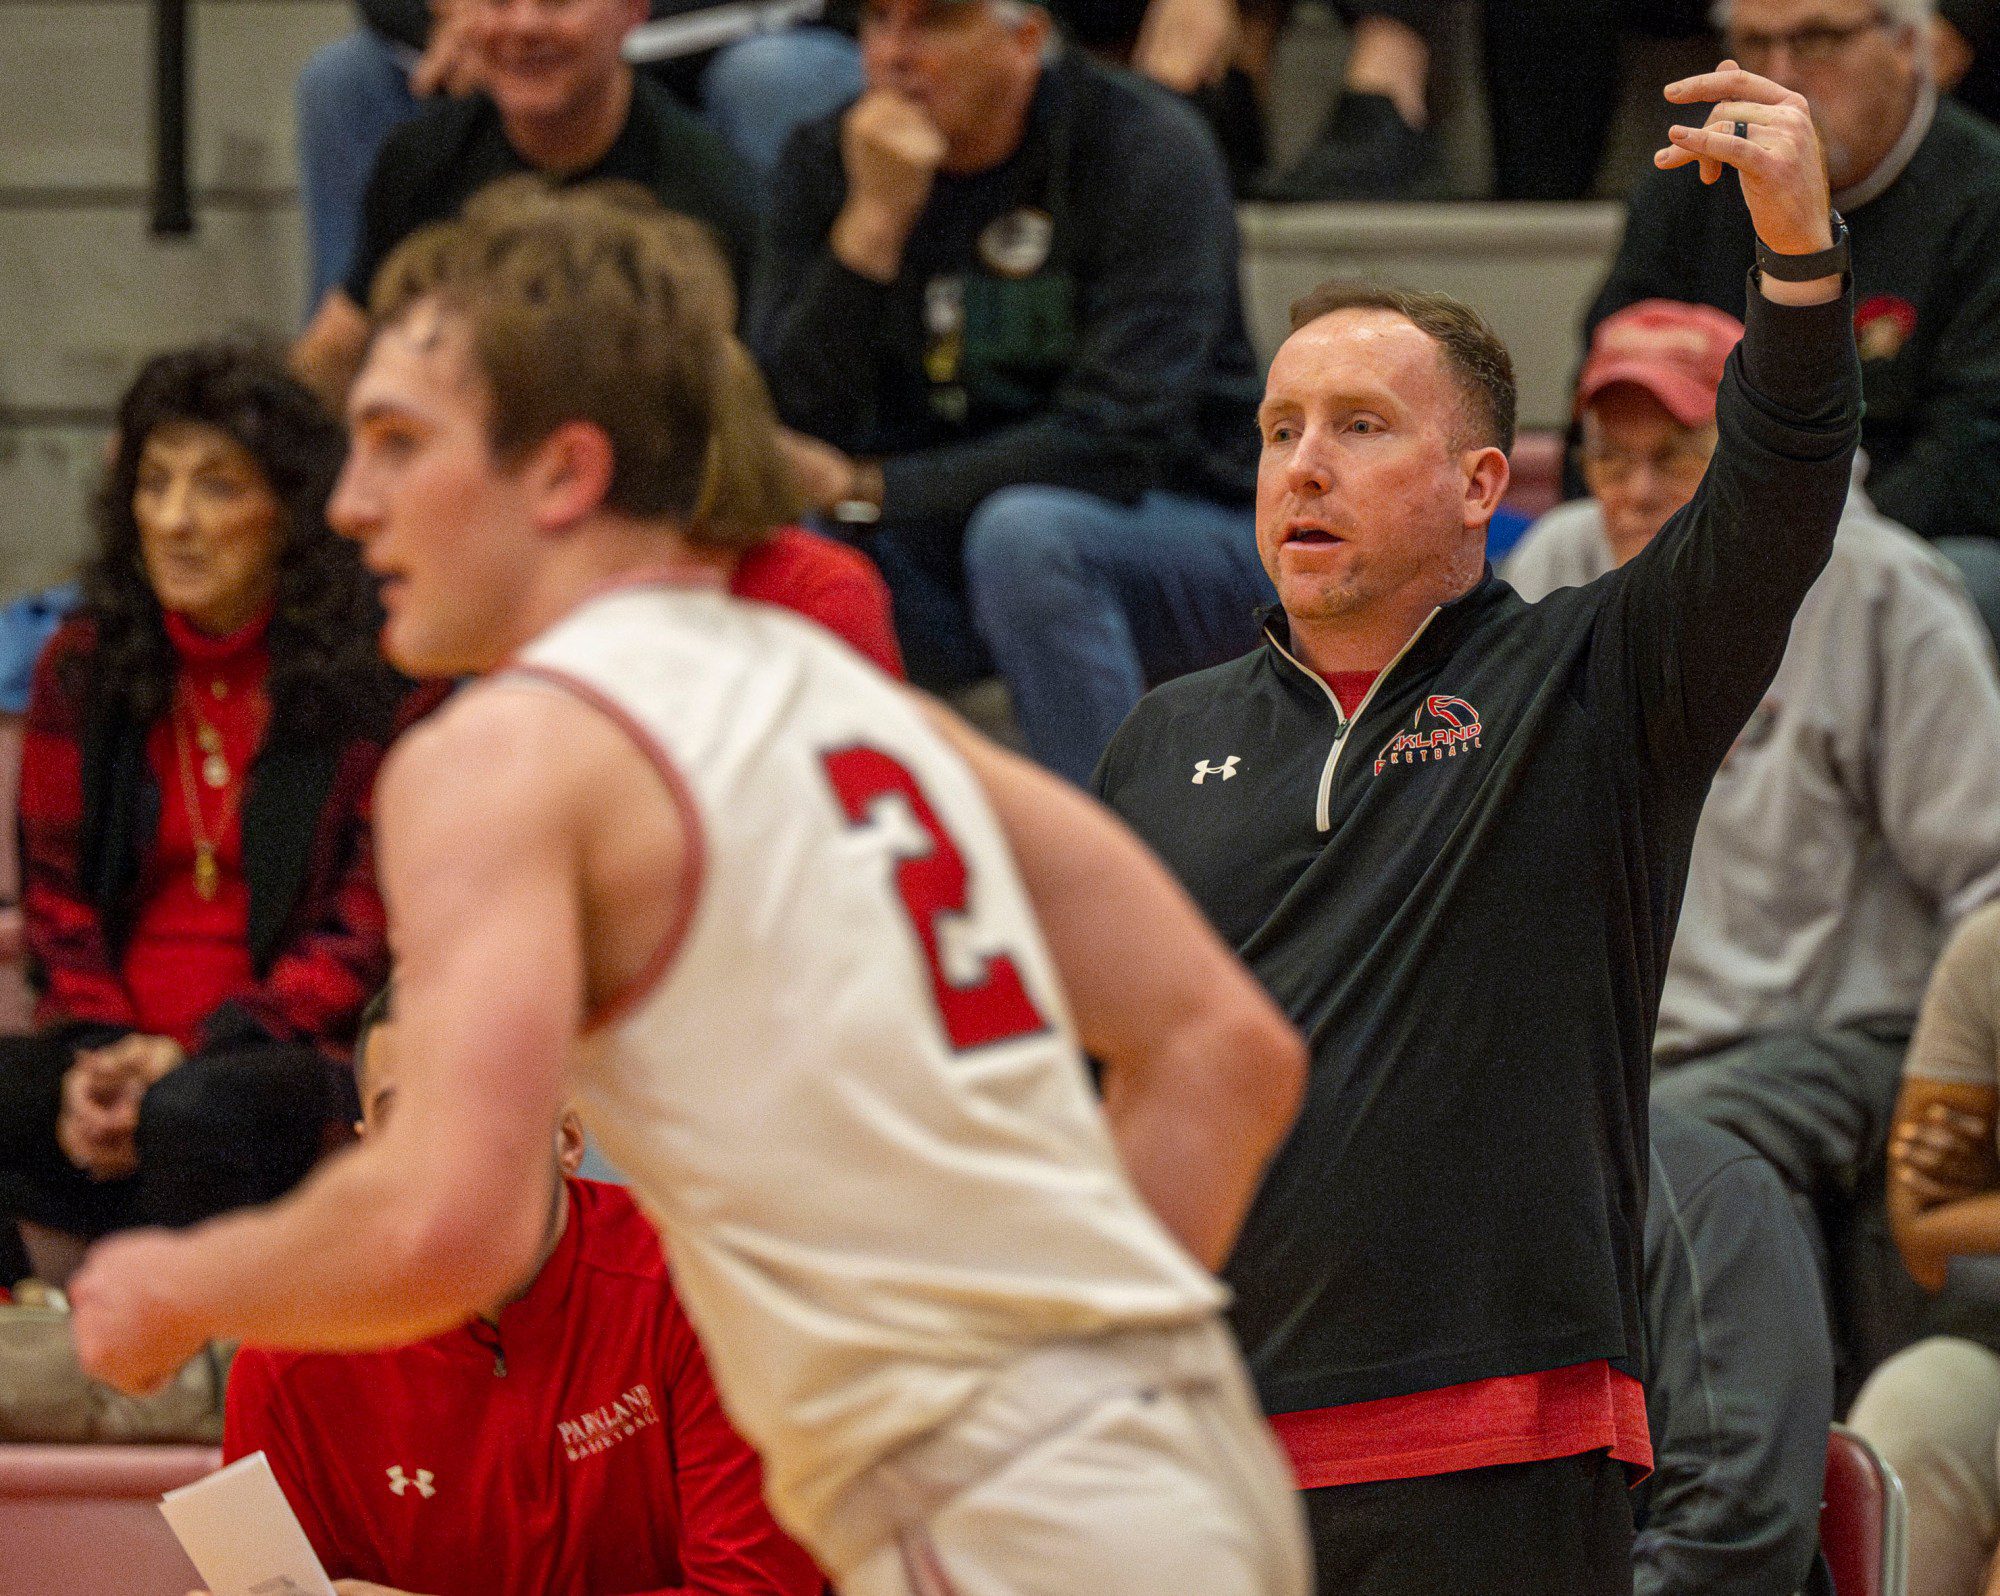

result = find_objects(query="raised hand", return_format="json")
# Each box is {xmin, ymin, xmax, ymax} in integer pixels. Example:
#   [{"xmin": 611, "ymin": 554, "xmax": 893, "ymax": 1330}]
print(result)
[{"xmin": 1656, "ymin": 61, "xmax": 1835, "ymax": 260}]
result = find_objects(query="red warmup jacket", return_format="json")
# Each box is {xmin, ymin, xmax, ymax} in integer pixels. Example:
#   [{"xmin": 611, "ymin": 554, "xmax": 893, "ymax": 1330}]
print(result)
[{"xmin": 224, "ymin": 1178, "xmax": 824, "ymax": 1596}]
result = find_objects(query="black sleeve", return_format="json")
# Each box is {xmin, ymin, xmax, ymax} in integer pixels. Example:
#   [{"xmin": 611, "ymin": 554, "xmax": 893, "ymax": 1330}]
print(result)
[
  {"xmin": 341, "ymin": 115, "xmax": 441, "ymax": 308},
  {"xmin": 747, "ymin": 121, "xmax": 899, "ymax": 448},
  {"xmin": 643, "ymin": 89, "xmax": 765, "ymax": 306},
  {"xmin": 356, "ymin": 0, "xmax": 428, "ymax": 51},
  {"xmin": 1861, "ymin": 203, "xmax": 2000, "ymax": 542},
  {"xmin": 1638, "ymin": 1151, "xmax": 1834, "ymax": 1596},
  {"xmin": 1589, "ymin": 276, "xmax": 1861, "ymax": 782},
  {"xmin": 875, "ymin": 100, "xmax": 1241, "ymax": 528}
]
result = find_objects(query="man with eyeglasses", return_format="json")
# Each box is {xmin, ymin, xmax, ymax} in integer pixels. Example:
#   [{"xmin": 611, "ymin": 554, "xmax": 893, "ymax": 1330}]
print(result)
[
  {"xmin": 1590, "ymin": 0, "xmax": 2000, "ymax": 623},
  {"xmin": 1511, "ymin": 295, "xmax": 2000, "ymax": 1393}
]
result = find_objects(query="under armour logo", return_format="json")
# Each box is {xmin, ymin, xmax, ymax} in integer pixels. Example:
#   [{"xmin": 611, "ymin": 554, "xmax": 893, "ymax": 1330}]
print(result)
[
  {"xmin": 1191, "ymin": 757, "xmax": 1240, "ymax": 785},
  {"xmin": 386, "ymin": 1466, "xmax": 435, "ymax": 1499}
]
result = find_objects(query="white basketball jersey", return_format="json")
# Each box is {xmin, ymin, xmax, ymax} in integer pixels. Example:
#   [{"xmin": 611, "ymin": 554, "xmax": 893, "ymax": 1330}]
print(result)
[{"xmin": 509, "ymin": 582, "xmax": 1225, "ymax": 1545}]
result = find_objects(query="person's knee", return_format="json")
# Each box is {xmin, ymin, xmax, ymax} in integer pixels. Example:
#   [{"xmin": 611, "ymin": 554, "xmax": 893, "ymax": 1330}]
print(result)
[
  {"xmin": 963, "ymin": 486, "xmax": 1103, "ymax": 625},
  {"xmin": 296, "ymin": 32, "xmax": 390, "ymax": 129},
  {"xmin": 702, "ymin": 29, "xmax": 862, "ymax": 169},
  {"xmin": 1852, "ymin": 1337, "xmax": 2000, "ymax": 1503},
  {"xmin": 705, "ymin": 32, "xmax": 842, "ymax": 111},
  {"xmin": 134, "ymin": 1061, "xmax": 224, "ymax": 1164}
]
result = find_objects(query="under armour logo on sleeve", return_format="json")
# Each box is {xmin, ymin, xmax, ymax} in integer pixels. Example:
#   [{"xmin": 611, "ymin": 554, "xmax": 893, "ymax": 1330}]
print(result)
[
  {"xmin": 387, "ymin": 1466, "xmax": 436, "ymax": 1499},
  {"xmin": 1192, "ymin": 757, "xmax": 1240, "ymax": 784}
]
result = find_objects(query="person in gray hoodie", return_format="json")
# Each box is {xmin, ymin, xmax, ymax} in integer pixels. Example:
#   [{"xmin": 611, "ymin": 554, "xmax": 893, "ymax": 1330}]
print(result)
[{"xmin": 1506, "ymin": 296, "xmax": 2000, "ymax": 1384}]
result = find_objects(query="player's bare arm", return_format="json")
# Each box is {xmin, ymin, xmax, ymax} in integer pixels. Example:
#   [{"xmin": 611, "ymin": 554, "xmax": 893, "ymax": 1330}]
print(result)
[
  {"xmin": 69, "ymin": 684, "xmax": 628, "ymax": 1393},
  {"xmin": 925, "ymin": 704, "xmax": 1307, "ymax": 1270}
]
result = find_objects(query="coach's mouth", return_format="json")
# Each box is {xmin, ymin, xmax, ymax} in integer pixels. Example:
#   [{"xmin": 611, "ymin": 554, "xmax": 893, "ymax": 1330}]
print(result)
[{"xmin": 1282, "ymin": 522, "xmax": 1346, "ymax": 548}]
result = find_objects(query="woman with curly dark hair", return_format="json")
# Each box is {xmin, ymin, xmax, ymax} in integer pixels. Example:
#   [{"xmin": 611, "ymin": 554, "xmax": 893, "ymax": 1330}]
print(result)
[{"xmin": 0, "ymin": 343, "xmax": 408, "ymax": 1282}]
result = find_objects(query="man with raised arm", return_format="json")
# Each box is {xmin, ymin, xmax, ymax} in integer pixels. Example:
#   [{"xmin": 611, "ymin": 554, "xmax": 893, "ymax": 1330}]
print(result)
[{"xmin": 1097, "ymin": 63, "xmax": 1859, "ymax": 1594}]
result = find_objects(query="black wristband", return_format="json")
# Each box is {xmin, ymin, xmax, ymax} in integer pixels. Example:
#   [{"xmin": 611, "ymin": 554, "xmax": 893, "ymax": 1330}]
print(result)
[{"xmin": 1755, "ymin": 211, "xmax": 1851, "ymax": 283}]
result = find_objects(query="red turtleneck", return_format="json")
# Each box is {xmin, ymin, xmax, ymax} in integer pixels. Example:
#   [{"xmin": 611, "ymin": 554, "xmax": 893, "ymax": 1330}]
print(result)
[{"xmin": 122, "ymin": 608, "xmax": 272, "ymax": 1050}]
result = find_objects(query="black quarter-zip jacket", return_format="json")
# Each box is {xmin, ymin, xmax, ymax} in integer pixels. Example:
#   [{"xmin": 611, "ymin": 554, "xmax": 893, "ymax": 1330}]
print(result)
[{"xmin": 1094, "ymin": 283, "xmax": 1862, "ymax": 1420}]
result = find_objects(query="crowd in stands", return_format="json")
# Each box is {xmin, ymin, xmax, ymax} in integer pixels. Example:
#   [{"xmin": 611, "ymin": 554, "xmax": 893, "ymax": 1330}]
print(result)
[{"xmin": 15, "ymin": 0, "xmax": 2000, "ymax": 1589}]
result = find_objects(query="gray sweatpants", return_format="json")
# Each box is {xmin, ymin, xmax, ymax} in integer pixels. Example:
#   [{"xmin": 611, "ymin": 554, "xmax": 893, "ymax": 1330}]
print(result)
[{"xmin": 1652, "ymin": 1027, "xmax": 1925, "ymax": 1385}]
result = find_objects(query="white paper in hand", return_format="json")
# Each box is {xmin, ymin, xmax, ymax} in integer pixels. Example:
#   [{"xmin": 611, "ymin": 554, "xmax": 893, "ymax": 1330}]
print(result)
[{"xmin": 160, "ymin": 1450, "xmax": 338, "ymax": 1596}]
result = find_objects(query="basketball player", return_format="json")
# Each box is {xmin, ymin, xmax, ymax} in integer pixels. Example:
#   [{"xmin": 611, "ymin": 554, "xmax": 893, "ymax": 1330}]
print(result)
[{"xmin": 68, "ymin": 186, "xmax": 1314, "ymax": 1596}]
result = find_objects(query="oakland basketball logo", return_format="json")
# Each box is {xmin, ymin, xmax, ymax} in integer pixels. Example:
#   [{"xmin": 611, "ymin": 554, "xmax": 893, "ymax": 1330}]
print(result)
[{"xmin": 1373, "ymin": 695, "xmax": 1484, "ymax": 775}]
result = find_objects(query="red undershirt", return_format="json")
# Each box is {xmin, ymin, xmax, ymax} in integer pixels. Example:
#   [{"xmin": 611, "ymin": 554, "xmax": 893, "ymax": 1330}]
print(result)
[
  {"xmin": 1296, "ymin": 666, "xmax": 1653, "ymax": 1489},
  {"xmin": 122, "ymin": 608, "xmax": 271, "ymax": 1051}
]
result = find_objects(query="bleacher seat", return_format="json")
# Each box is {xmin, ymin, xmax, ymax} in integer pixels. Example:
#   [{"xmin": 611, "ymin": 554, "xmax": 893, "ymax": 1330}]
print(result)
[
  {"xmin": 0, "ymin": 713, "xmax": 30, "ymax": 1036},
  {"xmin": 0, "ymin": 1443, "xmax": 215, "ymax": 1593},
  {"xmin": 1821, "ymin": 1423, "xmax": 1909, "ymax": 1596}
]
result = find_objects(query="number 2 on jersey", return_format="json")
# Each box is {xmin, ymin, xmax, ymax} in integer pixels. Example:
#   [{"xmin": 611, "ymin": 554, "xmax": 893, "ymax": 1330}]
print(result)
[{"xmin": 820, "ymin": 745, "xmax": 1048, "ymax": 1052}]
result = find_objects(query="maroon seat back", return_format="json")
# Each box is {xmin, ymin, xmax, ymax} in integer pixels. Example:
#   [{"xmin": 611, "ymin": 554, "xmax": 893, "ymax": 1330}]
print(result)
[
  {"xmin": 0, "ymin": 1444, "xmax": 216, "ymax": 1593},
  {"xmin": 1821, "ymin": 1424, "xmax": 1908, "ymax": 1596}
]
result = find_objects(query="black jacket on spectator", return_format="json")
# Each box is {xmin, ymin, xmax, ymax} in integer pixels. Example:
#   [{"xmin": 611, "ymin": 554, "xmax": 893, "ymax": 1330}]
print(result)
[
  {"xmin": 1093, "ymin": 284, "xmax": 1859, "ymax": 1418},
  {"xmin": 1590, "ymin": 97, "xmax": 2000, "ymax": 544},
  {"xmin": 341, "ymin": 75, "xmax": 759, "ymax": 307},
  {"xmin": 750, "ymin": 51, "xmax": 1262, "ymax": 535},
  {"xmin": 1638, "ymin": 1105, "xmax": 1833, "ymax": 1596}
]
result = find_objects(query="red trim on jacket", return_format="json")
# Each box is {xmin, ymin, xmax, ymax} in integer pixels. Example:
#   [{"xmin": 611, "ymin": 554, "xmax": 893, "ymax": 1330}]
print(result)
[
  {"xmin": 224, "ymin": 1178, "xmax": 824, "ymax": 1595},
  {"xmin": 1271, "ymin": 1360, "xmax": 1653, "ymax": 1491}
]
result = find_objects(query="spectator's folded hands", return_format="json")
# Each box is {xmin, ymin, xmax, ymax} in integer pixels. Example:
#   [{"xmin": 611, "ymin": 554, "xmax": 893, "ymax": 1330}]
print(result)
[
  {"xmin": 1657, "ymin": 62, "xmax": 1834, "ymax": 258},
  {"xmin": 1892, "ymin": 1101, "xmax": 1999, "ymax": 1210},
  {"xmin": 56, "ymin": 1048, "xmax": 143, "ymax": 1180}
]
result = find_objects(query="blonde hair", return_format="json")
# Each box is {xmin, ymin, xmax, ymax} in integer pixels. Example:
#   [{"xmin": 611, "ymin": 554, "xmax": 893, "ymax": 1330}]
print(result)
[{"xmin": 370, "ymin": 177, "xmax": 759, "ymax": 545}]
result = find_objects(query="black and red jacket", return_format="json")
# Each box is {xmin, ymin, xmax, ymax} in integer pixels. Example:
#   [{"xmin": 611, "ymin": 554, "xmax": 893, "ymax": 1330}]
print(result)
[
  {"xmin": 18, "ymin": 617, "xmax": 404, "ymax": 1059},
  {"xmin": 1095, "ymin": 281, "xmax": 1862, "ymax": 1421}
]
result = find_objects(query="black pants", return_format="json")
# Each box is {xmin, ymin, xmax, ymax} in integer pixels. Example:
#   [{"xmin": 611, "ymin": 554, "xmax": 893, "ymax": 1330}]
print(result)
[
  {"xmin": 1345, "ymin": 0, "xmax": 1715, "ymax": 199},
  {"xmin": 0, "ymin": 1029, "xmax": 350, "ymax": 1238},
  {"xmin": 1304, "ymin": 1450, "xmax": 1636, "ymax": 1595}
]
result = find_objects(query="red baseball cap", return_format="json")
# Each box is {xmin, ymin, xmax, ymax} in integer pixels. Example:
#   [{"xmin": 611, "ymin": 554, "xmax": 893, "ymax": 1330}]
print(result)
[{"xmin": 1575, "ymin": 299, "xmax": 1745, "ymax": 427}]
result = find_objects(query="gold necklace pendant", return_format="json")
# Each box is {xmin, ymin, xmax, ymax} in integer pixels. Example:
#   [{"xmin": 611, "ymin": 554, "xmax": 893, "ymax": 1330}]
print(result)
[
  {"xmin": 193, "ymin": 843, "xmax": 219, "ymax": 902},
  {"xmin": 202, "ymin": 752, "xmax": 230, "ymax": 789}
]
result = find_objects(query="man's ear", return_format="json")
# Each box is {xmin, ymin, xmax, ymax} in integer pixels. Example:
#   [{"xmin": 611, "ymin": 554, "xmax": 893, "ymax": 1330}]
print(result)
[
  {"xmin": 526, "ymin": 420, "xmax": 618, "ymax": 534},
  {"xmin": 1462, "ymin": 444, "xmax": 1511, "ymax": 530},
  {"xmin": 556, "ymin": 1112, "xmax": 587, "ymax": 1177}
]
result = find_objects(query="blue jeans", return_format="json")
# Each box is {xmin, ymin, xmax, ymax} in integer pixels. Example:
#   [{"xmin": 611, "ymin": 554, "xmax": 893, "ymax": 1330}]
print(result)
[
  {"xmin": 700, "ymin": 27, "xmax": 863, "ymax": 182},
  {"xmin": 295, "ymin": 29, "xmax": 422, "ymax": 315},
  {"xmin": 938, "ymin": 486, "xmax": 1271, "ymax": 785}
]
